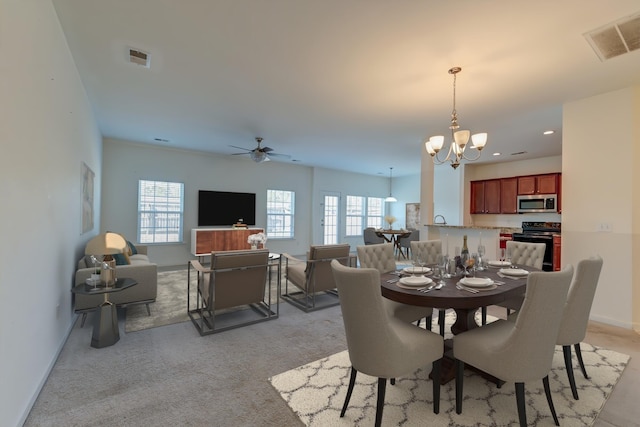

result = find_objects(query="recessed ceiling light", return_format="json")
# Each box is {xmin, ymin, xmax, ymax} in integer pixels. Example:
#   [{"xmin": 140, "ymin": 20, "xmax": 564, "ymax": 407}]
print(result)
[
  {"xmin": 492, "ymin": 152, "xmax": 501, "ymax": 156},
  {"xmin": 543, "ymin": 130, "xmax": 555, "ymax": 135}
]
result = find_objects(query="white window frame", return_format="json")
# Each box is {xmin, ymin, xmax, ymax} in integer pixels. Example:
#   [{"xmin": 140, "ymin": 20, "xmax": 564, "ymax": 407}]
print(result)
[
  {"xmin": 137, "ymin": 180, "xmax": 184, "ymax": 244},
  {"xmin": 345, "ymin": 195, "xmax": 365, "ymax": 236},
  {"xmin": 266, "ymin": 189, "xmax": 295, "ymax": 239},
  {"xmin": 366, "ymin": 197, "xmax": 384, "ymax": 229}
]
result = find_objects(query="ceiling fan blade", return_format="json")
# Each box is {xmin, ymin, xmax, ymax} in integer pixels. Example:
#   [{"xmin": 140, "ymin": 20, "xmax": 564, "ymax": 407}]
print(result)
[
  {"xmin": 267, "ymin": 152, "xmax": 291, "ymax": 159},
  {"xmin": 229, "ymin": 145, "xmax": 252, "ymax": 152},
  {"xmin": 262, "ymin": 146, "xmax": 274, "ymax": 153},
  {"xmin": 231, "ymin": 152, "xmax": 249, "ymax": 156}
]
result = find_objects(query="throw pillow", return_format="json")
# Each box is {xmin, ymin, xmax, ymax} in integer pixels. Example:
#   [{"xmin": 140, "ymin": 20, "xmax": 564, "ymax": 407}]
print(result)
[
  {"xmin": 127, "ymin": 240, "xmax": 138, "ymax": 255},
  {"xmin": 112, "ymin": 253, "xmax": 129, "ymax": 265}
]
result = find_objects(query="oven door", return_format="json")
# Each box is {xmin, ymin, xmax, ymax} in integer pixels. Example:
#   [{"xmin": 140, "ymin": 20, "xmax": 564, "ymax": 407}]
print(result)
[{"xmin": 511, "ymin": 233, "xmax": 554, "ymax": 271}]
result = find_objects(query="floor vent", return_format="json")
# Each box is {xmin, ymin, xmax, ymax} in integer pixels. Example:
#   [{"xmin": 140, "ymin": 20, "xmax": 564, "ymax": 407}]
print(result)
[
  {"xmin": 584, "ymin": 11, "xmax": 640, "ymax": 61},
  {"xmin": 128, "ymin": 48, "xmax": 151, "ymax": 68}
]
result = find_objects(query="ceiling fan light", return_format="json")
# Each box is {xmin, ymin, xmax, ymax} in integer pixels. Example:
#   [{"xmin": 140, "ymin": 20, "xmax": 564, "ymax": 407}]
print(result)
[
  {"xmin": 471, "ymin": 132, "xmax": 488, "ymax": 150},
  {"xmin": 429, "ymin": 135, "xmax": 445, "ymax": 152},
  {"xmin": 250, "ymin": 151, "xmax": 267, "ymax": 163}
]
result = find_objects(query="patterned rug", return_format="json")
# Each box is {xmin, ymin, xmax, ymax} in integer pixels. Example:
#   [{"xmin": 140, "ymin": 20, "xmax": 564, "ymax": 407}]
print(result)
[{"xmin": 270, "ymin": 315, "xmax": 630, "ymax": 427}]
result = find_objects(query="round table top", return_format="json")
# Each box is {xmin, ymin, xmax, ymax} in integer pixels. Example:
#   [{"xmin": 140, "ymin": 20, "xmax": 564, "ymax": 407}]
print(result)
[{"xmin": 380, "ymin": 265, "xmax": 532, "ymax": 310}]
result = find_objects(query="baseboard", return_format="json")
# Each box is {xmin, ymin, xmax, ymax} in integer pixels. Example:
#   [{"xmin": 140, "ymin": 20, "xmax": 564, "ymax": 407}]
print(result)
[
  {"xmin": 590, "ymin": 313, "xmax": 634, "ymax": 330},
  {"xmin": 17, "ymin": 313, "xmax": 78, "ymax": 426}
]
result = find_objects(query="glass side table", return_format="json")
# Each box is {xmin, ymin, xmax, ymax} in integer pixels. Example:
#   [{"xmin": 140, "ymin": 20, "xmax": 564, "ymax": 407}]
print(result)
[{"xmin": 71, "ymin": 278, "xmax": 137, "ymax": 348}]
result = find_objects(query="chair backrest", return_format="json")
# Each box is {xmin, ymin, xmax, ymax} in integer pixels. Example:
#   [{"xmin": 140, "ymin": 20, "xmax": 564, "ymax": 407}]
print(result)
[
  {"xmin": 203, "ymin": 249, "xmax": 269, "ymax": 310},
  {"xmin": 506, "ymin": 240, "xmax": 546, "ymax": 269},
  {"xmin": 305, "ymin": 244, "xmax": 351, "ymax": 292},
  {"xmin": 557, "ymin": 256, "xmax": 604, "ymax": 345},
  {"xmin": 357, "ymin": 243, "xmax": 396, "ymax": 273},
  {"xmin": 410, "ymin": 239, "xmax": 442, "ymax": 264},
  {"xmin": 497, "ymin": 266, "xmax": 574, "ymax": 382},
  {"xmin": 363, "ymin": 227, "xmax": 385, "ymax": 245},
  {"xmin": 399, "ymin": 230, "xmax": 420, "ymax": 249}
]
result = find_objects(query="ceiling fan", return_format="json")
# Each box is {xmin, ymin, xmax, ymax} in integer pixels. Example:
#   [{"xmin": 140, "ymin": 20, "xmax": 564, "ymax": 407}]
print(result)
[{"xmin": 230, "ymin": 137, "xmax": 291, "ymax": 163}]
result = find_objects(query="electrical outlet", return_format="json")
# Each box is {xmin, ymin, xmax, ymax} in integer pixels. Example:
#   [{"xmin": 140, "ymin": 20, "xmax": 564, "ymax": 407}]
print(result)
[{"xmin": 597, "ymin": 222, "xmax": 612, "ymax": 232}]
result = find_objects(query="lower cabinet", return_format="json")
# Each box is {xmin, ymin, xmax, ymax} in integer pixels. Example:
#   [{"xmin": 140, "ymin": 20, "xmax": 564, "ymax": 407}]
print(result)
[
  {"xmin": 191, "ymin": 228, "xmax": 264, "ymax": 255},
  {"xmin": 553, "ymin": 235, "xmax": 562, "ymax": 271}
]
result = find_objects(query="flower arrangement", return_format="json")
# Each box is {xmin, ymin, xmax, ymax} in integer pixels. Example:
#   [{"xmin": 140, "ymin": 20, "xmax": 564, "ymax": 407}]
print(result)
[
  {"xmin": 384, "ymin": 215, "xmax": 396, "ymax": 229},
  {"xmin": 248, "ymin": 232, "xmax": 267, "ymax": 247}
]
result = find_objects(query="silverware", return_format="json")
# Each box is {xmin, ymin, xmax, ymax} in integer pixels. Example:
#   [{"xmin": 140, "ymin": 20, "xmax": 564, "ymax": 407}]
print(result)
[
  {"xmin": 386, "ymin": 278, "xmax": 399, "ymax": 283},
  {"xmin": 456, "ymin": 284, "xmax": 479, "ymax": 293},
  {"xmin": 419, "ymin": 284, "xmax": 436, "ymax": 293}
]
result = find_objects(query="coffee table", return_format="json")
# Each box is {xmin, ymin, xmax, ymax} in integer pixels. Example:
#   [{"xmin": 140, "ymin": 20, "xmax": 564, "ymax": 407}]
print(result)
[{"xmin": 72, "ymin": 278, "xmax": 137, "ymax": 348}]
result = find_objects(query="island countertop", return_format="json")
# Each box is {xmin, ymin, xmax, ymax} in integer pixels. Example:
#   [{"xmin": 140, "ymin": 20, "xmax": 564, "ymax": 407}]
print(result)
[{"xmin": 426, "ymin": 224, "xmax": 521, "ymax": 234}]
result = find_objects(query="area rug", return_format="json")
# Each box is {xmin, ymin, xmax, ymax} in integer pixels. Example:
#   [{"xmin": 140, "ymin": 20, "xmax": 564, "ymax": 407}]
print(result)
[{"xmin": 270, "ymin": 321, "xmax": 630, "ymax": 426}]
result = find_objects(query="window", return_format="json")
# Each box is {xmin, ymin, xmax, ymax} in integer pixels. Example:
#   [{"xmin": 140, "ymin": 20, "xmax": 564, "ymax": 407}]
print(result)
[
  {"xmin": 345, "ymin": 196, "xmax": 384, "ymax": 236},
  {"xmin": 266, "ymin": 189, "xmax": 295, "ymax": 238},
  {"xmin": 345, "ymin": 195, "xmax": 364, "ymax": 236},
  {"xmin": 366, "ymin": 197, "xmax": 384, "ymax": 229},
  {"xmin": 138, "ymin": 180, "xmax": 184, "ymax": 244}
]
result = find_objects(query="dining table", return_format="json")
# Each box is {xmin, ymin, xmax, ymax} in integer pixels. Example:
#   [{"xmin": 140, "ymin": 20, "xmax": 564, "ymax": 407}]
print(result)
[
  {"xmin": 375, "ymin": 229, "xmax": 411, "ymax": 259},
  {"xmin": 380, "ymin": 263, "xmax": 533, "ymax": 383}
]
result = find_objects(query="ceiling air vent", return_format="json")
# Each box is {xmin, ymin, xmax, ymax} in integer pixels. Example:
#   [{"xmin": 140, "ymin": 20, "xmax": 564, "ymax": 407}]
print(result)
[
  {"xmin": 128, "ymin": 48, "xmax": 151, "ymax": 68},
  {"xmin": 584, "ymin": 11, "xmax": 640, "ymax": 61}
]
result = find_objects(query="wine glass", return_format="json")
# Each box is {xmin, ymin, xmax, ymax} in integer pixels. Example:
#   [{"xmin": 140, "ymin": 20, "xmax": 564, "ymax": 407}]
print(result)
[
  {"xmin": 506, "ymin": 246, "xmax": 514, "ymax": 268},
  {"xmin": 412, "ymin": 254, "xmax": 423, "ymax": 276},
  {"xmin": 460, "ymin": 252, "xmax": 471, "ymax": 276},
  {"xmin": 440, "ymin": 254, "xmax": 451, "ymax": 279},
  {"xmin": 476, "ymin": 244, "xmax": 485, "ymax": 270}
]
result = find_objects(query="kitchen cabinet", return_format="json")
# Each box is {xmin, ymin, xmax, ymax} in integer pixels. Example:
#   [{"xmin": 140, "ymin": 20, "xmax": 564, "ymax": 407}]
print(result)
[
  {"xmin": 470, "ymin": 179, "xmax": 501, "ymax": 214},
  {"xmin": 500, "ymin": 177, "xmax": 518, "ymax": 214},
  {"xmin": 517, "ymin": 173, "xmax": 558, "ymax": 195}
]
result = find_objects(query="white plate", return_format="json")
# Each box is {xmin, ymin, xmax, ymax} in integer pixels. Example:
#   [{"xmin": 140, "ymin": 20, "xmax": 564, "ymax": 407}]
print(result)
[
  {"xmin": 403, "ymin": 266, "xmax": 431, "ymax": 275},
  {"xmin": 460, "ymin": 277, "xmax": 494, "ymax": 288},
  {"xmin": 488, "ymin": 260, "xmax": 511, "ymax": 267},
  {"xmin": 499, "ymin": 268, "xmax": 529, "ymax": 277},
  {"xmin": 399, "ymin": 276, "xmax": 432, "ymax": 287}
]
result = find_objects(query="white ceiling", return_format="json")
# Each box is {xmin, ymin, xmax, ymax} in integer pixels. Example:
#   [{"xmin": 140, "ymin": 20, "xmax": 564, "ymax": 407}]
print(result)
[{"xmin": 51, "ymin": 0, "xmax": 640, "ymax": 177}]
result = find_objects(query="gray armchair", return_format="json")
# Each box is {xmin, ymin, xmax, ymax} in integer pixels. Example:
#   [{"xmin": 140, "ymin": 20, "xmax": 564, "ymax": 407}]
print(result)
[
  {"xmin": 398, "ymin": 229, "xmax": 419, "ymax": 259},
  {"xmin": 363, "ymin": 227, "xmax": 385, "ymax": 245},
  {"xmin": 187, "ymin": 249, "xmax": 276, "ymax": 335},
  {"xmin": 454, "ymin": 266, "xmax": 574, "ymax": 427},
  {"xmin": 282, "ymin": 244, "xmax": 351, "ymax": 312},
  {"xmin": 331, "ymin": 260, "xmax": 443, "ymax": 427}
]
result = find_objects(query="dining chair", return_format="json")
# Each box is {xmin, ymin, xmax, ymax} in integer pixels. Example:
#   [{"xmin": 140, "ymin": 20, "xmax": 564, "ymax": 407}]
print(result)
[
  {"xmin": 331, "ymin": 260, "xmax": 444, "ymax": 427},
  {"xmin": 363, "ymin": 227, "xmax": 385, "ymax": 245},
  {"xmin": 282, "ymin": 243, "xmax": 351, "ymax": 312},
  {"xmin": 556, "ymin": 255, "xmax": 603, "ymax": 400},
  {"xmin": 356, "ymin": 243, "xmax": 433, "ymax": 327},
  {"xmin": 453, "ymin": 266, "xmax": 573, "ymax": 427},
  {"xmin": 484, "ymin": 240, "xmax": 547, "ymax": 322},
  {"xmin": 399, "ymin": 229, "xmax": 419, "ymax": 259},
  {"xmin": 410, "ymin": 239, "xmax": 447, "ymax": 336}
]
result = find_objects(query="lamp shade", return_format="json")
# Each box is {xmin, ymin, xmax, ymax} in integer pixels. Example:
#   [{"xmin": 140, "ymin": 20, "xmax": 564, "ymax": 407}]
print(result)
[{"xmin": 85, "ymin": 232, "xmax": 127, "ymax": 255}]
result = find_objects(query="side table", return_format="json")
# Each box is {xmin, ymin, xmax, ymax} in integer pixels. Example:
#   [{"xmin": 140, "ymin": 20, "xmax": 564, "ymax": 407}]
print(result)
[{"xmin": 72, "ymin": 278, "xmax": 137, "ymax": 348}]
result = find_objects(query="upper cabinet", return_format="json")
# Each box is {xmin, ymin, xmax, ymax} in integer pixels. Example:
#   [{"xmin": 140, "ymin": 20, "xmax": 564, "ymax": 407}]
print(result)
[
  {"xmin": 500, "ymin": 177, "xmax": 518, "ymax": 214},
  {"xmin": 470, "ymin": 179, "xmax": 501, "ymax": 214},
  {"xmin": 517, "ymin": 173, "xmax": 559, "ymax": 195}
]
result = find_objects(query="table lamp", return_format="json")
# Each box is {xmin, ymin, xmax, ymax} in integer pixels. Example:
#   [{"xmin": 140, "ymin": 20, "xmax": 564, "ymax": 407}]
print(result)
[{"xmin": 85, "ymin": 232, "xmax": 127, "ymax": 286}]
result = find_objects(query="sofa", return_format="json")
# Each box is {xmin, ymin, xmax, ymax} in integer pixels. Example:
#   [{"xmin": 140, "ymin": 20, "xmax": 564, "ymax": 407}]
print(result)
[{"xmin": 74, "ymin": 244, "xmax": 158, "ymax": 320}]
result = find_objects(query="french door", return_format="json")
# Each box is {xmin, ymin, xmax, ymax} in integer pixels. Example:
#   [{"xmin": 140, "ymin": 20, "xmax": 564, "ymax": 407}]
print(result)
[{"xmin": 321, "ymin": 192, "xmax": 340, "ymax": 244}]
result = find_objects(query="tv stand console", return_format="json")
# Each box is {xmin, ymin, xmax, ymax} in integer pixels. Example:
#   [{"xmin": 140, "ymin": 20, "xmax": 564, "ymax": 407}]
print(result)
[{"xmin": 191, "ymin": 228, "xmax": 265, "ymax": 256}]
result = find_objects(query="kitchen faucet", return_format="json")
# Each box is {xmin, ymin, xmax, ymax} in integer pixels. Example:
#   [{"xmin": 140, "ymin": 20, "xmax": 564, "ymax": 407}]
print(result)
[{"xmin": 433, "ymin": 215, "xmax": 447, "ymax": 225}]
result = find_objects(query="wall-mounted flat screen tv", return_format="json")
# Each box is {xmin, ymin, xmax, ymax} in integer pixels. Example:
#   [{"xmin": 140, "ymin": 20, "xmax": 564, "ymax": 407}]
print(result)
[{"xmin": 198, "ymin": 190, "xmax": 256, "ymax": 226}]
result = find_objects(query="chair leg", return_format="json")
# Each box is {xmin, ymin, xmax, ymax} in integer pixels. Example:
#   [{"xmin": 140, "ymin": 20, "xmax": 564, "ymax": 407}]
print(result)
[
  {"xmin": 424, "ymin": 315, "xmax": 432, "ymax": 331},
  {"xmin": 543, "ymin": 375, "xmax": 560, "ymax": 426},
  {"xmin": 375, "ymin": 378, "xmax": 387, "ymax": 427},
  {"xmin": 515, "ymin": 382, "xmax": 527, "ymax": 427},
  {"xmin": 80, "ymin": 312, "xmax": 87, "ymax": 328},
  {"xmin": 439, "ymin": 310, "xmax": 445, "ymax": 336},
  {"xmin": 390, "ymin": 378, "xmax": 395, "ymax": 385},
  {"xmin": 481, "ymin": 306, "xmax": 487, "ymax": 325},
  {"xmin": 575, "ymin": 343, "xmax": 590, "ymax": 379},
  {"xmin": 340, "ymin": 367, "xmax": 357, "ymax": 417},
  {"xmin": 563, "ymin": 345, "xmax": 579, "ymax": 400},
  {"xmin": 146, "ymin": 303, "xmax": 151, "ymax": 316},
  {"xmin": 432, "ymin": 359, "xmax": 441, "ymax": 414},
  {"xmin": 455, "ymin": 359, "xmax": 464, "ymax": 414}
]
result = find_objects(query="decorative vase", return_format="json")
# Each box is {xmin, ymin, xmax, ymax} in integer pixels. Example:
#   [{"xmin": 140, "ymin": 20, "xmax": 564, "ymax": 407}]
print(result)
[{"xmin": 251, "ymin": 244, "xmax": 257, "ymax": 250}]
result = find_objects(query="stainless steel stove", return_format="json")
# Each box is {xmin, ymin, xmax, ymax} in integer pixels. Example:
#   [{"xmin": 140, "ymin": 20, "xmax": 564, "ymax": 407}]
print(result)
[{"xmin": 512, "ymin": 222, "xmax": 561, "ymax": 271}]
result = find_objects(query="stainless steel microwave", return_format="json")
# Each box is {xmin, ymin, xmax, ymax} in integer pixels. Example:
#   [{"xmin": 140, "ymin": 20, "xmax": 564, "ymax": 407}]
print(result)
[{"xmin": 516, "ymin": 194, "xmax": 557, "ymax": 213}]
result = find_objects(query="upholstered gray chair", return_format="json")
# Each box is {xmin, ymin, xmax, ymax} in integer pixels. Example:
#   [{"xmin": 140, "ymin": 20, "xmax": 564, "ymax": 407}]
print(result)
[
  {"xmin": 331, "ymin": 260, "xmax": 443, "ymax": 427},
  {"xmin": 486, "ymin": 240, "xmax": 547, "ymax": 321},
  {"xmin": 282, "ymin": 243, "xmax": 351, "ymax": 312},
  {"xmin": 454, "ymin": 266, "xmax": 574, "ymax": 427},
  {"xmin": 410, "ymin": 239, "xmax": 447, "ymax": 335},
  {"xmin": 556, "ymin": 256, "xmax": 603, "ymax": 400},
  {"xmin": 399, "ymin": 229, "xmax": 419, "ymax": 258},
  {"xmin": 363, "ymin": 227, "xmax": 385, "ymax": 245},
  {"xmin": 187, "ymin": 249, "xmax": 276, "ymax": 335},
  {"xmin": 356, "ymin": 243, "xmax": 433, "ymax": 327}
]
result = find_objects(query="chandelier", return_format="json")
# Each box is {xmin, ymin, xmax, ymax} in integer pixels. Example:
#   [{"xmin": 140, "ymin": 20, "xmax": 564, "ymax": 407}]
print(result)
[{"xmin": 424, "ymin": 67, "xmax": 487, "ymax": 169}]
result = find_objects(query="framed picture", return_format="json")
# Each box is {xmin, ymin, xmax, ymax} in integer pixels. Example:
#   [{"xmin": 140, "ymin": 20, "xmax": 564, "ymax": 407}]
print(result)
[
  {"xmin": 406, "ymin": 203, "xmax": 420, "ymax": 229},
  {"xmin": 81, "ymin": 162, "xmax": 94, "ymax": 234}
]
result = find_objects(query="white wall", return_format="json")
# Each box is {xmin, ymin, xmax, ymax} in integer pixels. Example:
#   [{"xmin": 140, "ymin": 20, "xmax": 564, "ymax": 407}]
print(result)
[
  {"xmin": 563, "ymin": 87, "xmax": 640, "ymax": 330},
  {"xmin": 102, "ymin": 139, "xmax": 417, "ymax": 264},
  {"xmin": 0, "ymin": 1, "xmax": 102, "ymax": 425}
]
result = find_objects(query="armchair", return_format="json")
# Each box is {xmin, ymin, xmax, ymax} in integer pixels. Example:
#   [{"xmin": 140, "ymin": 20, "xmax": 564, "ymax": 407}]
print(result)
[
  {"xmin": 187, "ymin": 249, "xmax": 276, "ymax": 335},
  {"xmin": 282, "ymin": 244, "xmax": 351, "ymax": 312}
]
